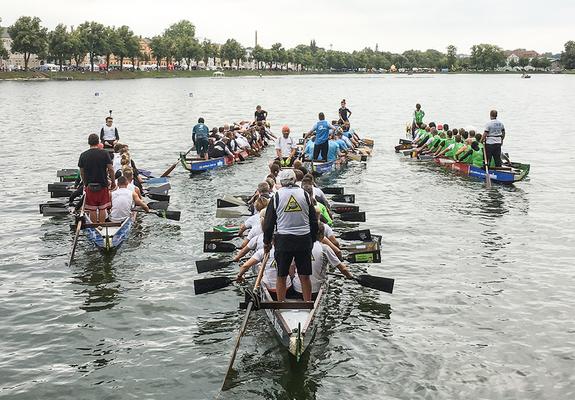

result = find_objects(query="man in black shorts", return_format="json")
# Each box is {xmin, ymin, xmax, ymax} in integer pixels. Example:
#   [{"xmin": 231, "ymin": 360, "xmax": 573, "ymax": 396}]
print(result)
[
  {"xmin": 263, "ymin": 169, "xmax": 318, "ymax": 301},
  {"xmin": 254, "ymin": 105, "xmax": 267, "ymax": 123}
]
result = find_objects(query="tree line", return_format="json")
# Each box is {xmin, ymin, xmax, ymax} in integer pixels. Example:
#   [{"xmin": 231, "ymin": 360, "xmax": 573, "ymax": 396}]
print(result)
[{"xmin": 2, "ymin": 16, "xmax": 575, "ymax": 72}]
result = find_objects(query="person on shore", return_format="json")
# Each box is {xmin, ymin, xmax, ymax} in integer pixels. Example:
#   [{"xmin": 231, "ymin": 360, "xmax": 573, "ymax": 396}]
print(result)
[
  {"xmin": 306, "ymin": 112, "xmax": 335, "ymax": 161},
  {"xmin": 412, "ymin": 103, "xmax": 425, "ymax": 137},
  {"xmin": 100, "ymin": 116, "xmax": 119, "ymax": 148},
  {"xmin": 263, "ymin": 169, "xmax": 318, "ymax": 302},
  {"xmin": 109, "ymin": 176, "xmax": 149, "ymax": 223},
  {"xmin": 254, "ymin": 105, "xmax": 268, "ymax": 123},
  {"xmin": 338, "ymin": 99, "xmax": 352, "ymax": 122},
  {"xmin": 78, "ymin": 133, "xmax": 116, "ymax": 224},
  {"xmin": 288, "ymin": 224, "xmax": 352, "ymax": 300},
  {"xmin": 192, "ymin": 117, "xmax": 210, "ymax": 160},
  {"xmin": 275, "ymin": 125, "xmax": 297, "ymax": 166},
  {"xmin": 482, "ymin": 110, "xmax": 505, "ymax": 168}
]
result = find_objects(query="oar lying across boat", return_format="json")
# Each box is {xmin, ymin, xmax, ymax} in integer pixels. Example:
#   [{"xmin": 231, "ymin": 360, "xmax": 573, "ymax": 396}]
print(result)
[
  {"xmin": 204, "ymin": 228, "xmax": 373, "ymax": 242},
  {"xmin": 215, "ymin": 205, "xmax": 366, "ymax": 222}
]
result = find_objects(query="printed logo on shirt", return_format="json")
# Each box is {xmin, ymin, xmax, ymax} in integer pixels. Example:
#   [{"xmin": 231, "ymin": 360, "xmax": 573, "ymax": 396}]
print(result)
[{"xmin": 284, "ymin": 195, "xmax": 303, "ymax": 212}]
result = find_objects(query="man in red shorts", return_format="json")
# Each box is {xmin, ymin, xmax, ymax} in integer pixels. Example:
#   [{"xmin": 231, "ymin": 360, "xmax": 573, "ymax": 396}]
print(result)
[{"xmin": 78, "ymin": 134, "xmax": 116, "ymax": 224}]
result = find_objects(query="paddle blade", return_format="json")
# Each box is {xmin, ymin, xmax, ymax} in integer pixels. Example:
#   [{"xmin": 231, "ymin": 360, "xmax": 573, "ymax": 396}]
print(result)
[
  {"xmin": 204, "ymin": 231, "xmax": 238, "ymax": 241},
  {"xmin": 346, "ymin": 250, "xmax": 381, "ymax": 263},
  {"xmin": 356, "ymin": 274, "xmax": 394, "ymax": 294},
  {"xmin": 339, "ymin": 211, "xmax": 366, "ymax": 222},
  {"xmin": 43, "ymin": 206, "xmax": 71, "ymax": 217},
  {"xmin": 217, "ymin": 198, "xmax": 243, "ymax": 208},
  {"xmin": 331, "ymin": 204, "xmax": 360, "ymax": 214},
  {"xmin": 196, "ymin": 259, "xmax": 234, "ymax": 273},
  {"xmin": 155, "ymin": 210, "xmax": 181, "ymax": 221},
  {"xmin": 194, "ymin": 276, "xmax": 234, "ymax": 295},
  {"xmin": 222, "ymin": 195, "xmax": 247, "ymax": 206},
  {"xmin": 330, "ymin": 194, "xmax": 355, "ymax": 203},
  {"xmin": 215, "ymin": 208, "xmax": 249, "ymax": 218},
  {"xmin": 148, "ymin": 201, "xmax": 169, "ymax": 210},
  {"xmin": 204, "ymin": 241, "xmax": 237, "ymax": 253},
  {"xmin": 339, "ymin": 229, "xmax": 371, "ymax": 241},
  {"xmin": 321, "ymin": 187, "xmax": 344, "ymax": 195},
  {"xmin": 146, "ymin": 193, "xmax": 170, "ymax": 202}
]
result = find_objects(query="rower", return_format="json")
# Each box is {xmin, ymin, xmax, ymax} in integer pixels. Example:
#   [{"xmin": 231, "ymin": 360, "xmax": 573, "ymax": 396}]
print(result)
[
  {"xmin": 338, "ymin": 99, "xmax": 352, "ymax": 122},
  {"xmin": 288, "ymin": 224, "xmax": 352, "ymax": 300},
  {"xmin": 437, "ymin": 134, "xmax": 464, "ymax": 159},
  {"xmin": 275, "ymin": 125, "xmax": 297, "ymax": 167},
  {"xmin": 122, "ymin": 168, "xmax": 142, "ymax": 199},
  {"xmin": 303, "ymin": 137, "xmax": 315, "ymax": 161},
  {"xmin": 192, "ymin": 117, "xmax": 210, "ymax": 161},
  {"xmin": 302, "ymin": 184, "xmax": 332, "ymax": 226},
  {"xmin": 208, "ymin": 137, "xmax": 234, "ymax": 159},
  {"xmin": 327, "ymin": 133, "xmax": 342, "ymax": 161},
  {"xmin": 100, "ymin": 116, "xmax": 119, "ymax": 149},
  {"xmin": 263, "ymin": 169, "xmax": 318, "ymax": 302},
  {"xmin": 237, "ymin": 196, "xmax": 269, "ymax": 245},
  {"xmin": 78, "ymin": 134, "xmax": 116, "ymax": 224},
  {"xmin": 109, "ymin": 176, "xmax": 149, "ymax": 223},
  {"xmin": 306, "ymin": 112, "xmax": 335, "ymax": 161}
]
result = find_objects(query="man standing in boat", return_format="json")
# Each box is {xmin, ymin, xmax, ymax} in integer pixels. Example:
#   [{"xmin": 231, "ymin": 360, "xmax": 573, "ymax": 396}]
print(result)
[
  {"xmin": 338, "ymin": 99, "xmax": 352, "ymax": 123},
  {"xmin": 192, "ymin": 117, "xmax": 210, "ymax": 160},
  {"xmin": 263, "ymin": 169, "xmax": 318, "ymax": 302},
  {"xmin": 306, "ymin": 112, "xmax": 335, "ymax": 161},
  {"xmin": 482, "ymin": 110, "xmax": 505, "ymax": 168},
  {"xmin": 78, "ymin": 133, "xmax": 116, "ymax": 224},
  {"xmin": 275, "ymin": 125, "xmax": 297, "ymax": 166},
  {"xmin": 100, "ymin": 116, "xmax": 119, "ymax": 148},
  {"xmin": 254, "ymin": 105, "xmax": 268, "ymax": 123}
]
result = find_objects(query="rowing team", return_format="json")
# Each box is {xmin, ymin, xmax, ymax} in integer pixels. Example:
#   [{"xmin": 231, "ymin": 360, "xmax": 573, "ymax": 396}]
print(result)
[
  {"xmin": 230, "ymin": 161, "xmax": 354, "ymax": 303},
  {"xmin": 407, "ymin": 121, "xmax": 510, "ymax": 168},
  {"xmin": 77, "ymin": 133, "xmax": 150, "ymax": 224},
  {"xmin": 192, "ymin": 118, "xmax": 276, "ymax": 161},
  {"xmin": 275, "ymin": 114, "xmax": 370, "ymax": 167}
]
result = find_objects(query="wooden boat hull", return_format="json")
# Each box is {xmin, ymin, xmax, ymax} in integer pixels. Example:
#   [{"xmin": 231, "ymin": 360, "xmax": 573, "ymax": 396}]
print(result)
[
  {"xmin": 83, "ymin": 213, "xmax": 135, "ymax": 252},
  {"xmin": 262, "ymin": 283, "xmax": 326, "ymax": 361},
  {"xmin": 179, "ymin": 150, "xmax": 250, "ymax": 173}
]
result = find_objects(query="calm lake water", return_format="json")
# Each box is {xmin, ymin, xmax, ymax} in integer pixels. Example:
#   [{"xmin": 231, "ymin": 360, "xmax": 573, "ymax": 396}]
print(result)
[{"xmin": 1, "ymin": 74, "xmax": 574, "ymax": 400}]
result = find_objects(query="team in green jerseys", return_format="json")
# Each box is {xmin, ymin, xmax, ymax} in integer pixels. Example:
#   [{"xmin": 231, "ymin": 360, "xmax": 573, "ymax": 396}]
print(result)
[{"xmin": 410, "ymin": 122, "xmax": 496, "ymax": 168}]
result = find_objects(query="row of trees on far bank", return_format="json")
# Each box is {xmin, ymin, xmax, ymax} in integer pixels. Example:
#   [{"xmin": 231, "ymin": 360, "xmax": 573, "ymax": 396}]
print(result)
[{"xmin": 2, "ymin": 15, "xmax": 575, "ymax": 72}]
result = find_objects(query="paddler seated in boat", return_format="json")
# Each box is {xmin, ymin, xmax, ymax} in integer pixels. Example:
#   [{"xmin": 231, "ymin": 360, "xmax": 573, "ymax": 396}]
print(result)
[
  {"xmin": 100, "ymin": 116, "xmax": 119, "ymax": 149},
  {"xmin": 121, "ymin": 167, "xmax": 143, "ymax": 200},
  {"xmin": 112, "ymin": 143, "xmax": 124, "ymax": 174},
  {"xmin": 436, "ymin": 134, "xmax": 464, "ymax": 159},
  {"xmin": 208, "ymin": 137, "xmax": 234, "ymax": 159},
  {"xmin": 109, "ymin": 176, "xmax": 149, "ymax": 223},
  {"xmin": 326, "ymin": 133, "xmax": 342, "ymax": 162},
  {"xmin": 192, "ymin": 117, "xmax": 210, "ymax": 161},
  {"xmin": 275, "ymin": 125, "xmax": 297, "ymax": 167},
  {"xmin": 334, "ymin": 130, "xmax": 351, "ymax": 153},
  {"xmin": 263, "ymin": 169, "xmax": 319, "ymax": 302},
  {"xmin": 238, "ymin": 195, "xmax": 269, "ymax": 240},
  {"xmin": 303, "ymin": 137, "xmax": 315, "ymax": 161},
  {"xmin": 302, "ymin": 183, "xmax": 333, "ymax": 227},
  {"xmin": 341, "ymin": 122, "xmax": 359, "ymax": 147},
  {"xmin": 413, "ymin": 128, "xmax": 438, "ymax": 156},
  {"xmin": 236, "ymin": 240, "xmax": 289, "ymax": 301},
  {"xmin": 456, "ymin": 141, "xmax": 488, "ymax": 168},
  {"xmin": 433, "ymin": 130, "xmax": 454, "ymax": 156},
  {"xmin": 288, "ymin": 224, "xmax": 352, "ymax": 300},
  {"xmin": 301, "ymin": 173, "xmax": 331, "ymax": 213}
]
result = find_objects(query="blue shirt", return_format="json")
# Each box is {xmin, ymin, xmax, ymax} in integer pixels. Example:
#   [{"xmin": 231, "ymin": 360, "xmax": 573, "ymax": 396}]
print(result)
[
  {"xmin": 335, "ymin": 138, "xmax": 348, "ymax": 151},
  {"xmin": 192, "ymin": 123, "xmax": 209, "ymax": 141},
  {"xmin": 311, "ymin": 120, "xmax": 332, "ymax": 145},
  {"xmin": 304, "ymin": 140, "xmax": 314, "ymax": 160},
  {"xmin": 327, "ymin": 140, "xmax": 340, "ymax": 162},
  {"xmin": 342, "ymin": 128, "xmax": 354, "ymax": 139}
]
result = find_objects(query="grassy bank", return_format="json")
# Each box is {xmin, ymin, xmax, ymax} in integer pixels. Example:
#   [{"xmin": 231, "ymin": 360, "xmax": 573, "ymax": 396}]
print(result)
[{"xmin": 1, "ymin": 69, "xmax": 572, "ymax": 81}]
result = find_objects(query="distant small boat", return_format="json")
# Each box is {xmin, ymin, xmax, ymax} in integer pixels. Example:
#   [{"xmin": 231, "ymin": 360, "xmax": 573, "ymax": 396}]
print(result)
[
  {"xmin": 213, "ymin": 71, "xmax": 224, "ymax": 78},
  {"xmin": 521, "ymin": 74, "xmax": 531, "ymax": 79}
]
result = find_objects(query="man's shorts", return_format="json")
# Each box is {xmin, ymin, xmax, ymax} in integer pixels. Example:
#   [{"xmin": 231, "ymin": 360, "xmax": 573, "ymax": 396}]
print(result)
[
  {"xmin": 275, "ymin": 249, "xmax": 312, "ymax": 277},
  {"xmin": 196, "ymin": 138, "xmax": 209, "ymax": 156},
  {"xmin": 84, "ymin": 186, "xmax": 111, "ymax": 211}
]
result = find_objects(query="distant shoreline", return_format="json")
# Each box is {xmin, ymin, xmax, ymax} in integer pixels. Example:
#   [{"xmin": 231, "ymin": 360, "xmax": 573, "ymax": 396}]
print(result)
[{"xmin": 0, "ymin": 69, "xmax": 572, "ymax": 81}]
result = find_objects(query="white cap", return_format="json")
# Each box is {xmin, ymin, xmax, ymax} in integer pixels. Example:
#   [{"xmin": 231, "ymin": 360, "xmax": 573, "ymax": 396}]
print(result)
[{"xmin": 277, "ymin": 169, "xmax": 296, "ymax": 186}]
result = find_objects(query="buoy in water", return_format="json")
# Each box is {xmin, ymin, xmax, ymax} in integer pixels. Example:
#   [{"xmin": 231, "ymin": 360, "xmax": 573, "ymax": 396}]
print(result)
[
  {"xmin": 189, "ymin": 92, "xmax": 193, "ymax": 97},
  {"xmin": 95, "ymin": 92, "xmax": 100, "ymax": 96}
]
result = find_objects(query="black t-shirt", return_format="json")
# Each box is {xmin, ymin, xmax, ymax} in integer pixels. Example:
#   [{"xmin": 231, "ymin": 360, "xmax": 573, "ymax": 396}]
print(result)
[
  {"xmin": 78, "ymin": 148, "xmax": 112, "ymax": 186},
  {"xmin": 339, "ymin": 107, "xmax": 351, "ymax": 121},
  {"xmin": 255, "ymin": 110, "xmax": 267, "ymax": 121}
]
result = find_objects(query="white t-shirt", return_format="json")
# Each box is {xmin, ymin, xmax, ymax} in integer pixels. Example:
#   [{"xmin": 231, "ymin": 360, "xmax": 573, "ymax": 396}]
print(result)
[
  {"xmin": 323, "ymin": 223, "xmax": 334, "ymax": 238},
  {"xmin": 110, "ymin": 187, "xmax": 133, "ymax": 222},
  {"xmin": 312, "ymin": 187, "xmax": 328, "ymax": 205},
  {"xmin": 252, "ymin": 247, "xmax": 291, "ymax": 291},
  {"xmin": 235, "ymin": 135, "xmax": 250, "ymax": 148},
  {"xmin": 244, "ymin": 213, "xmax": 259, "ymax": 229},
  {"xmin": 247, "ymin": 233, "xmax": 264, "ymax": 251},
  {"xmin": 246, "ymin": 221, "xmax": 262, "ymax": 241},
  {"xmin": 113, "ymin": 154, "xmax": 122, "ymax": 172},
  {"xmin": 484, "ymin": 119, "xmax": 505, "ymax": 145},
  {"xmin": 275, "ymin": 136, "xmax": 296, "ymax": 157},
  {"xmin": 292, "ymin": 242, "xmax": 340, "ymax": 293}
]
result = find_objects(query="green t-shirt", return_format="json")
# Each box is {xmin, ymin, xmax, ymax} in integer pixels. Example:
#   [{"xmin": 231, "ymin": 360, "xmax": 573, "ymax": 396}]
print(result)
[
  {"xmin": 316, "ymin": 203, "xmax": 332, "ymax": 226},
  {"xmin": 414, "ymin": 110, "xmax": 425, "ymax": 124},
  {"xmin": 445, "ymin": 142, "xmax": 463, "ymax": 159}
]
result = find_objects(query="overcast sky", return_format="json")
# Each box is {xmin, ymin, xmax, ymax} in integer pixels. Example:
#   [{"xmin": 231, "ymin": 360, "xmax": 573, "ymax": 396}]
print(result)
[{"xmin": 1, "ymin": 0, "xmax": 572, "ymax": 54}]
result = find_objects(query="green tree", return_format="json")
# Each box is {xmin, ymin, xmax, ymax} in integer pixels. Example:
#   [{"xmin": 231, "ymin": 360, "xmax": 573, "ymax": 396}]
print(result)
[
  {"xmin": 48, "ymin": 23, "xmax": 72, "ymax": 71},
  {"xmin": 220, "ymin": 38, "xmax": 244, "ymax": 68},
  {"xmin": 76, "ymin": 21, "xmax": 106, "ymax": 71},
  {"xmin": 518, "ymin": 57, "xmax": 530, "ymax": 68},
  {"xmin": 252, "ymin": 44, "xmax": 265, "ymax": 69},
  {"xmin": 164, "ymin": 20, "xmax": 196, "ymax": 68},
  {"xmin": 202, "ymin": 39, "xmax": 217, "ymax": 67},
  {"xmin": 115, "ymin": 25, "xmax": 138, "ymax": 70},
  {"xmin": 560, "ymin": 41, "xmax": 575, "ymax": 69},
  {"xmin": 7, "ymin": 16, "xmax": 48, "ymax": 70},
  {"xmin": 102, "ymin": 26, "xmax": 121, "ymax": 70},
  {"xmin": 69, "ymin": 29, "xmax": 86, "ymax": 67},
  {"xmin": 0, "ymin": 20, "xmax": 10, "ymax": 61},
  {"xmin": 150, "ymin": 35, "xmax": 168, "ymax": 68},
  {"xmin": 509, "ymin": 58, "xmax": 518, "ymax": 68},
  {"xmin": 470, "ymin": 44, "xmax": 506, "ymax": 71},
  {"xmin": 446, "ymin": 44, "xmax": 457, "ymax": 70},
  {"xmin": 530, "ymin": 57, "xmax": 550, "ymax": 69}
]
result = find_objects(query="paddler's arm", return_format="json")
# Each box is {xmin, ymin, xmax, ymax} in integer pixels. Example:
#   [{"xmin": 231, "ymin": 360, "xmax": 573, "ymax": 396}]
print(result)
[
  {"xmin": 107, "ymin": 164, "xmax": 116, "ymax": 190},
  {"xmin": 336, "ymin": 263, "xmax": 353, "ymax": 279},
  {"xmin": 236, "ymin": 256, "xmax": 258, "ymax": 283},
  {"xmin": 262, "ymin": 200, "xmax": 277, "ymax": 252},
  {"xmin": 133, "ymin": 192, "xmax": 150, "ymax": 212},
  {"xmin": 321, "ymin": 237, "xmax": 342, "ymax": 260}
]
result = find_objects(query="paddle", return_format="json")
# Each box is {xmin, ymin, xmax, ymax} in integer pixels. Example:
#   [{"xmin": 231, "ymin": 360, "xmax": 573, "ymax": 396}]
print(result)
[
  {"xmin": 194, "ymin": 276, "xmax": 236, "ymax": 295},
  {"xmin": 195, "ymin": 257, "xmax": 249, "ymax": 273},
  {"xmin": 345, "ymin": 250, "xmax": 381, "ymax": 263},
  {"xmin": 328, "ymin": 273, "xmax": 394, "ymax": 294},
  {"xmin": 217, "ymin": 198, "xmax": 244, "ymax": 208},
  {"xmin": 204, "ymin": 241, "xmax": 238, "ymax": 253},
  {"xmin": 147, "ymin": 201, "xmax": 169, "ymax": 211},
  {"xmin": 219, "ymin": 252, "xmax": 269, "ymax": 391},
  {"xmin": 222, "ymin": 195, "xmax": 248, "ymax": 206},
  {"xmin": 146, "ymin": 193, "xmax": 170, "ymax": 202},
  {"xmin": 215, "ymin": 207, "xmax": 251, "ymax": 218},
  {"xmin": 338, "ymin": 211, "xmax": 366, "ymax": 222},
  {"xmin": 152, "ymin": 209, "xmax": 181, "ymax": 221},
  {"xmin": 330, "ymin": 194, "xmax": 355, "ymax": 204},
  {"xmin": 482, "ymin": 145, "xmax": 492, "ymax": 189},
  {"xmin": 161, "ymin": 146, "xmax": 194, "ymax": 177},
  {"xmin": 204, "ymin": 231, "xmax": 241, "ymax": 241},
  {"xmin": 331, "ymin": 204, "xmax": 360, "ymax": 214},
  {"xmin": 68, "ymin": 197, "xmax": 85, "ymax": 266},
  {"xmin": 321, "ymin": 187, "xmax": 344, "ymax": 195},
  {"xmin": 339, "ymin": 229, "xmax": 372, "ymax": 241}
]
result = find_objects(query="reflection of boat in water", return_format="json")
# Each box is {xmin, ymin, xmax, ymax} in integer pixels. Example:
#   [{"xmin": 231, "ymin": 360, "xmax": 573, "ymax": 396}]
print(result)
[{"xmin": 521, "ymin": 73, "xmax": 531, "ymax": 79}]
